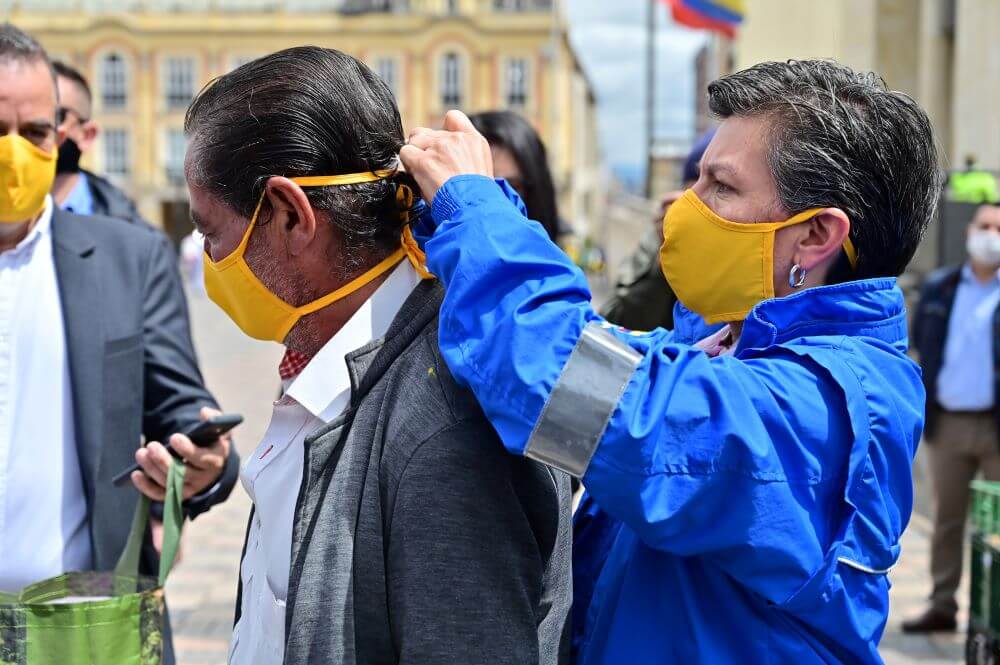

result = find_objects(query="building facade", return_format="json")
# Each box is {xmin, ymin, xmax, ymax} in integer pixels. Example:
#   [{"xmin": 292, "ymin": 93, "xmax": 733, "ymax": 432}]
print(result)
[
  {"xmin": 735, "ymin": 0, "xmax": 999, "ymax": 177},
  {"xmin": 8, "ymin": 0, "xmax": 603, "ymax": 242}
]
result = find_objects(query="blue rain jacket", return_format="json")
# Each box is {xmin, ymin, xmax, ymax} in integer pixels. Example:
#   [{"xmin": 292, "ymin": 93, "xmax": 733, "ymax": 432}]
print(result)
[{"xmin": 420, "ymin": 176, "xmax": 924, "ymax": 664}]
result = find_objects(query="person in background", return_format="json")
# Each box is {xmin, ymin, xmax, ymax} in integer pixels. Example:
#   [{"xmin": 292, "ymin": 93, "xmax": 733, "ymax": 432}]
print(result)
[
  {"xmin": 469, "ymin": 110, "xmax": 566, "ymax": 243},
  {"xmin": 50, "ymin": 60, "xmax": 149, "ymax": 225},
  {"xmin": 600, "ymin": 129, "xmax": 715, "ymax": 331},
  {"xmin": 179, "ymin": 230, "xmax": 205, "ymax": 295},
  {"xmin": 0, "ymin": 24, "xmax": 239, "ymax": 664},
  {"xmin": 184, "ymin": 47, "xmax": 571, "ymax": 664},
  {"xmin": 906, "ymin": 203, "xmax": 1000, "ymax": 633},
  {"xmin": 949, "ymin": 155, "xmax": 999, "ymax": 205}
]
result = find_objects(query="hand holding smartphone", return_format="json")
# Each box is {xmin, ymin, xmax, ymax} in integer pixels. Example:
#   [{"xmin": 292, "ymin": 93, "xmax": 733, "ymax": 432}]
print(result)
[{"xmin": 112, "ymin": 414, "xmax": 243, "ymax": 486}]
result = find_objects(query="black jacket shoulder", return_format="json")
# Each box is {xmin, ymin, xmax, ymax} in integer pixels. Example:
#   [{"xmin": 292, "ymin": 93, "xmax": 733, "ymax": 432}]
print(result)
[
  {"xmin": 921, "ymin": 265, "xmax": 963, "ymax": 294},
  {"xmin": 83, "ymin": 169, "xmax": 150, "ymax": 227}
]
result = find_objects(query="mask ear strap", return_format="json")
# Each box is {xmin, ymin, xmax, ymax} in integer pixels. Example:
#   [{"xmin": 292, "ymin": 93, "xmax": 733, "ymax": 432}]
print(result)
[
  {"xmin": 397, "ymin": 183, "xmax": 434, "ymax": 280},
  {"xmin": 205, "ymin": 188, "xmax": 266, "ymax": 268},
  {"xmin": 788, "ymin": 208, "xmax": 859, "ymax": 271},
  {"xmin": 842, "ymin": 236, "xmax": 858, "ymax": 270}
]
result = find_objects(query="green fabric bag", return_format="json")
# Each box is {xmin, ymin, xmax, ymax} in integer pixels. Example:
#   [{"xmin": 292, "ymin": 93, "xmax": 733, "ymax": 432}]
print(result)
[{"xmin": 0, "ymin": 460, "xmax": 186, "ymax": 665}]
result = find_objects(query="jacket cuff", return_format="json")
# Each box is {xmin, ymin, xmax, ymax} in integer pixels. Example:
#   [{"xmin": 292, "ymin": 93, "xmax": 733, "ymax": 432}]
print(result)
[
  {"xmin": 184, "ymin": 443, "xmax": 241, "ymax": 520},
  {"xmin": 431, "ymin": 175, "xmax": 507, "ymax": 223}
]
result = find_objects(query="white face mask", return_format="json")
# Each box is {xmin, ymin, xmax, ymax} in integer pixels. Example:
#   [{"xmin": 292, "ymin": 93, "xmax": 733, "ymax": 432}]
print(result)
[{"xmin": 967, "ymin": 229, "xmax": 1000, "ymax": 266}]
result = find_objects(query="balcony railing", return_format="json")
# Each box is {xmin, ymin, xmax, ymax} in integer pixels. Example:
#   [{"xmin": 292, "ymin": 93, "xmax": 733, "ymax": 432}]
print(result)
[
  {"xmin": 340, "ymin": 0, "xmax": 552, "ymax": 14},
  {"xmin": 7, "ymin": 0, "xmax": 552, "ymax": 12}
]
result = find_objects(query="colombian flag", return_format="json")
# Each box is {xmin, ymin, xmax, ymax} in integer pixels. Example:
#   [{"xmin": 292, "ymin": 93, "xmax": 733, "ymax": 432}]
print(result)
[{"xmin": 663, "ymin": 0, "xmax": 745, "ymax": 38}]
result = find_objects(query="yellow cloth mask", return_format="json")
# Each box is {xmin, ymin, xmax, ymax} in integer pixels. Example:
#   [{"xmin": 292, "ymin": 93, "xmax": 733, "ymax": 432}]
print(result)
[
  {"xmin": 659, "ymin": 189, "xmax": 857, "ymax": 324},
  {"xmin": 203, "ymin": 169, "xmax": 433, "ymax": 343},
  {"xmin": 0, "ymin": 134, "xmax": 56, "ymax": 223}
]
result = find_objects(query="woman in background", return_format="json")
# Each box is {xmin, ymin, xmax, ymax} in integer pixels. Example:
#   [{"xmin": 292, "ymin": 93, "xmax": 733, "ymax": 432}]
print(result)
[{"xmin": 470, "ymin": 110, "xmax": 563, "ymax": 243}]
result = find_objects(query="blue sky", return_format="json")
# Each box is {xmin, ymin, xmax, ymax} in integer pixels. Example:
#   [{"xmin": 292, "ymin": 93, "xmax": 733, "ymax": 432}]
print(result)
[{"xmin": 566, "ymin": 0, "xmax": 708, "ymax": 178}]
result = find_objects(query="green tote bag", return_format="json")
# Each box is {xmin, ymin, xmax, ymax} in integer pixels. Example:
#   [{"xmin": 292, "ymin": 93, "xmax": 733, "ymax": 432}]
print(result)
[{"xmin": 0, "ymin": 459, "xmax": 186, "ymax": 665}]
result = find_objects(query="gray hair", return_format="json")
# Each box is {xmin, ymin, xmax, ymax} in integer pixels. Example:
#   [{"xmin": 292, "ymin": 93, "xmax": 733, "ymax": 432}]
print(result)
[
  {"xmin": 0, "ymin": 23, "xmax": 56, "ymax": 89},
  {"xmin": 708, "ymin": 59, "xmax": 942, "ymax": 281}
]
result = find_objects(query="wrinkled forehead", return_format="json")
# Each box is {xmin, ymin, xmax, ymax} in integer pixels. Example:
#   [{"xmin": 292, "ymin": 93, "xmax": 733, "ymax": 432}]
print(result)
[{"xmin": 0, "ymin": 58, "xmax": 57, "ymax": 123}]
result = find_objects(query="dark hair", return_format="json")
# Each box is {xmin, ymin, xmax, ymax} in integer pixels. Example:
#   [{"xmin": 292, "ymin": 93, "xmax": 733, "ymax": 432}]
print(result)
[
  {"xmin": 185, "ymin": 46, "xmax": 408, "ymax": 271},
  {"xmin": 708, "ymin": 59, "xmax": 942, "ymax": 282},
  {"xmin": 53, "ymin": 60, "xmax": 92, "ymax": 106},
  {"xmin": 0, "ymin": 23, "xmax": 55, "ymax": 89},
  {"xmin": 469, "ymin": 111, "xmax": 560, "ymax": 241}
]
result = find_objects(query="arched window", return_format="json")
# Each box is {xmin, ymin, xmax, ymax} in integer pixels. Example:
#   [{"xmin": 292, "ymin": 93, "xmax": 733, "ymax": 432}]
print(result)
[
  {"xmin": 164, "ymin": 56, "xmax": 195, "ymax": 110},
  {"xmin": 440, "ymin": 52, "xmax": 464, "ymax": 109},
  {"xmin": 100, "ymin": 53, "xmax": 128, "ymax": 110}
]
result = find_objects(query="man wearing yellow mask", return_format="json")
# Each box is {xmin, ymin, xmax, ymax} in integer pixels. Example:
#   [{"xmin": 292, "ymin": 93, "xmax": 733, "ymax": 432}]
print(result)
[
  {"xmin": 400, "ymin": 60, "xmax": 941, "ymax": 663},
  {"xmin": 181, "ymin": 46, "xmax": 571, "ymax": 665},
  {"xmin": 0, "ymin": 23, "xmax": 239, "ymax": 664}
]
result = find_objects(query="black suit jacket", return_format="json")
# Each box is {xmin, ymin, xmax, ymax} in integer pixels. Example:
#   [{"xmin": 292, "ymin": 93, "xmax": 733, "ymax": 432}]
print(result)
[
  {"xmin": 50, "ymin": 208, "xmax": 239, "ymax": 574},
  {"xmin": 913, "ymin": 264, "xmax": 1000, "ymax": 440},
  {"xmin": 82, "ymin": 169, "xmax": 150, "ymax": 228}
]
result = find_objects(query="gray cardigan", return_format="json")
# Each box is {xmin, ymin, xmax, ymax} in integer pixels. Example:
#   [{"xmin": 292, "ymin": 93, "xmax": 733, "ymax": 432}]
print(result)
[{"xmin": 235, "ymin": 281, "xmax": 572, "ymax": 664}]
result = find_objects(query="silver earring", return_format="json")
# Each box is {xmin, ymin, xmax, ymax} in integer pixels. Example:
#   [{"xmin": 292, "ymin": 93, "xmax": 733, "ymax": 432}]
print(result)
[{"xmin": 789, "ymin": 264, "xmax": 807, "ymax": 288}]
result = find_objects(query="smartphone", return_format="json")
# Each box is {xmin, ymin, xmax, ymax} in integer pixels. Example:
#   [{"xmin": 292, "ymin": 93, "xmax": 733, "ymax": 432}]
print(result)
[{"xmin": 111, "ymin": 413, "xmax": 244, "ymax": 487}]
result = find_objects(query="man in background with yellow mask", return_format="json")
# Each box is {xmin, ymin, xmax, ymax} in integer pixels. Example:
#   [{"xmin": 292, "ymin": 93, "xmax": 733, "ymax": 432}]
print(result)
[
  {"xmin": 181, "ymin": 46, "xmax": 571, "ymax": 665},
  {"xmin": 400, "ymin": 59, "xmax": 941, "ymax": 663},
  {"xmin": 0, "ymin": 23, "xmax": 239, "ymax": 665}
]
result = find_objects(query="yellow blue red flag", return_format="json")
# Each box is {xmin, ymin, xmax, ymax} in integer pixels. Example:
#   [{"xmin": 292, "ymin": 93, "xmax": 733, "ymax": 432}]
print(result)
[{"xmin": 663, "ymin": 0, "xmax": 745, "ymax": 38}]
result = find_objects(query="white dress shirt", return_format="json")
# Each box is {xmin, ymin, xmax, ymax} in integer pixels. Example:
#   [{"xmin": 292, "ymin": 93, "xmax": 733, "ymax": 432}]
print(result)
[
  {"xmin": 0, "ymin": 197, "xmax": 91, "ymax": 593},
  {"xmin": 229, "ymin": 260, "xmax": 421, "ymax": 665},
  {"xmin": 937, "ymin": 264, "xmax": 1000, "ymax": 411}
]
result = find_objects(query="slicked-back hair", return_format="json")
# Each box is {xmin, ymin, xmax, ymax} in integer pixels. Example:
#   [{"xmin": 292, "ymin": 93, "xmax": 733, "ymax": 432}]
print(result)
[
  {"xmin": 185, "ymin": 46, "xmax": 409, "ymax": 272},
  {"xmin": 708, "ymin": 59, "xmax": 942, "ymax": 282},
  {"xmin": 0, "ymin": 23, "xmax": 55, "ymax": 89}
]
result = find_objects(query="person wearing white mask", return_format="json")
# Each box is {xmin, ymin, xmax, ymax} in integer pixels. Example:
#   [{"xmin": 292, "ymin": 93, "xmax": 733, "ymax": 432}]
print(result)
[{"xmin": 907, "ymin": 203, "xmax": 1000, "ymax": 633}]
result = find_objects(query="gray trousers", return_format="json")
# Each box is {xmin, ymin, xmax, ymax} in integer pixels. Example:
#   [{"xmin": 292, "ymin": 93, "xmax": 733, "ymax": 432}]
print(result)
[{"xmin": 928, "ymin": 410, "xmax": 1000, "ymax": 616}]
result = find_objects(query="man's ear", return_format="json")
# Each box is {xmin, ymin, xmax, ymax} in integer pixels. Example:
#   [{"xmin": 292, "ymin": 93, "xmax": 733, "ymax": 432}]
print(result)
[
  {"xmin": 796, "ymin": 207, "xmax": 851, "ymax": 272},
  {"xmin": 262, "ymin": 176, "xmax": 318, "ymax": 256},
  {"xmin": 79, "ymin": 121, "xmax": 99, "ymax": 152}
]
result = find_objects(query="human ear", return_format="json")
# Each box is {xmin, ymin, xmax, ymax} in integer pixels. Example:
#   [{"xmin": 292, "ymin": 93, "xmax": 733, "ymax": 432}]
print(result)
[
  {"xmin": 795, "ymin": 208, "xmax": 851, "ymax": 273},
  {"xmin": 262, "ymin": 177, "xmax": 318, "ymax": 257}
]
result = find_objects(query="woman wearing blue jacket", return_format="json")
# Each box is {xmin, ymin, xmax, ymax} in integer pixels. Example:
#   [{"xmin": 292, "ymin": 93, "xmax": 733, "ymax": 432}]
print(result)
[{"xmin": 400, "ymin": 60, "xmax": 940, "ymax": 663}]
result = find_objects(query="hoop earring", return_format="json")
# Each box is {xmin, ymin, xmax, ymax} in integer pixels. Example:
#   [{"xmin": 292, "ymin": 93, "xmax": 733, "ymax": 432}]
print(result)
[{"xmin": 789, "ymin": 264, "xmax": 807, "ymax": 288}]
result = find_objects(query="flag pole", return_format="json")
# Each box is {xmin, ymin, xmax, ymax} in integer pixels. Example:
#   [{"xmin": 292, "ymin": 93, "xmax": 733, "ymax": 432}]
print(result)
[{"xmin": 644, "ymin": 0, "xmax": 656, "ymax": 199}]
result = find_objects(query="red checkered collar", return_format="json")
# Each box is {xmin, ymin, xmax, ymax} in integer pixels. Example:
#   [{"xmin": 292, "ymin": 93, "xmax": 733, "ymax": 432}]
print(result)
[{"xmin": 278, "ymin": 348, "xmax": 312, "ymax": 382}]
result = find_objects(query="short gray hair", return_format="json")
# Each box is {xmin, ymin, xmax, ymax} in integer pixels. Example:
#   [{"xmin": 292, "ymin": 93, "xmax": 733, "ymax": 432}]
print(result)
[
  {"xmin": 0, "ymin": 23, "xmax": 56, "ymax": 89},
  {"xmin": 708, "ymin": 59, "xmax": 942, "ymax": 281}
]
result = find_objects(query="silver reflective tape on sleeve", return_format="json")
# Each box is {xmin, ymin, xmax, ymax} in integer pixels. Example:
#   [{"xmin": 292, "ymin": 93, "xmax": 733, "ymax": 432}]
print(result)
[
  {"xmin": 524, "ymin": 321, "xmax": 643, "ymax": 477},
  {"xmin": 837, "ymin": 556, "xmax": 897, "ymax": 575}
]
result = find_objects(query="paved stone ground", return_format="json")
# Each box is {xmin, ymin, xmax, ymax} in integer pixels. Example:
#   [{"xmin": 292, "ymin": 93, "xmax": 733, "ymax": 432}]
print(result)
[
  {"xmin": 169, "ymin": 287, "xmax": 970, "ymax": 664},
  {"xmin": 167, "ymin": 291, "xmax": 281, "ymax": 664},
  {"xmin": 883, "ymin": 514, "xmax": 967, "ymax": 664}
]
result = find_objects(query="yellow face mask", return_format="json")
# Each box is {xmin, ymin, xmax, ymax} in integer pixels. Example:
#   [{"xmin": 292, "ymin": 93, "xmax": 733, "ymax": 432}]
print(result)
[
  {"xmin": 0, "ymin": 134, "xmax": 56, "ymax": 223},
  {"xmin": 659, "ymin": 189, "xmax": 857, "ymax": 324},
  {"xmin": 203, "ymin": 170, "xmax": 433, "ymax": 343}
]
